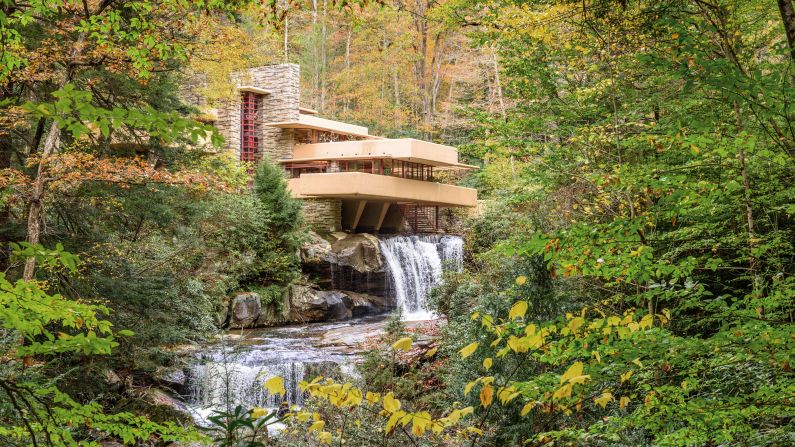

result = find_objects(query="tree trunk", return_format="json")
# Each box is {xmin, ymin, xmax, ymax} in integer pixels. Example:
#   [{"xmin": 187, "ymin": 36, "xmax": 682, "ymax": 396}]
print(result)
[
  {"xmin": 23, "ymin": 33, "xmax": 85, "ymax": 280},
  {"xmin": 492, "ymin": 49, "xmax": 506, "ymax": 120},
  {"xmin": 320, "ymin": 0, "xmax": 328, "ymax": 112},
  {"xmin": 778, "ymin": 0, "xmax": 795, "ymax": 63}
]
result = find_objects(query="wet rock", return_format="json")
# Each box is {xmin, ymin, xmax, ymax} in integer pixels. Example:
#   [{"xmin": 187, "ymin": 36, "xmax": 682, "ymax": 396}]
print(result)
[
  {"xmin": 290, "ymin": 286, "xmax": 350, "ymax": 322},
  {"xmin": 330, "ymin": 233, "xmax": 383, "ymax": 273},
  {"xmin": 253, "ymin": 286, "xmax": 390, "ymax": 327},
  {"xmin": 153, "ymin": 366, "xmax": 187, "ymax": 392},
  {"xmin": 229, "ymin": 292, "xmax": 261, "ymax": 328},
  {"xmin": 347, "ymin": 291, "xmax": 391, "ymax": 317}
]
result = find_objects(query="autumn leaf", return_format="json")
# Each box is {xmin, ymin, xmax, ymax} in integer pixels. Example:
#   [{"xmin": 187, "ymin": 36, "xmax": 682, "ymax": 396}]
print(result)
[
  {"xmin": 483, "ymin": 357, "xmax": 493, "ymax": 370},
  {"xmin": 459, "ymin": 342, "xmax": 478, "ymax": 358},
  {"xmin": 383, "ymin": 392, "xmax": 401, "ymax": 413},
  {"xmin": 479, "ymin": 384, "xmax": 494, "ymax": 407},
  {"xmin": 509, "ymin": 301, "xmax": 529, "ymax": 320},
  {"xmin": 392, "ymin": 337, "xmax": 413, "ymax": 352},
  {"xmin": 264, "ymin": 376, "xmax": 285, "ymax": 396},
  {"xmin": 594, "ymin": 392, "xmax": 613, "ymax": 408}
]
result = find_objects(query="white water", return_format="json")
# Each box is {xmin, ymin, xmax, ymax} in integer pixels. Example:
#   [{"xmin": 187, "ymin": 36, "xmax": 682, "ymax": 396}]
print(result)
[
  {"xmin": 185, "ymin": 322, "xmax": 360, "ymax": 426},
  {"xmin": 380, "ymin": 234, "xmax": 464, "ymax": 321}
]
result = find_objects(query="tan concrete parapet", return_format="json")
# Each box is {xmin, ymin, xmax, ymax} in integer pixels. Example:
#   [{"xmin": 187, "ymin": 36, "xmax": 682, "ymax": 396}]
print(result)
[
  {"xmin": 265, "ymin": 114, "xmax": 380, "ymax": 140},
  {"xmin": 291, "ymin": 138, "xmax": 475, "ymax": 167},
  {"xmin": 288, "ymin": 172, "xmax": 477, "ymax": 207}
]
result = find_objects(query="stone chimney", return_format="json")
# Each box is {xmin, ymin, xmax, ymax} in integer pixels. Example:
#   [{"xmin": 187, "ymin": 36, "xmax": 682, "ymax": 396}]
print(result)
[{"xmin": 215, "ymin": 64, "xmax": 300, "ymax": 162}]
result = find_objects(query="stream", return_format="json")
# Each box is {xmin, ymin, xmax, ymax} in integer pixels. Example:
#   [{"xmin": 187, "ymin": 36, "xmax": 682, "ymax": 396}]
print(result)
[{"xmin": 184, "ymin": 234, "xmax": 463, "ymax": 425}]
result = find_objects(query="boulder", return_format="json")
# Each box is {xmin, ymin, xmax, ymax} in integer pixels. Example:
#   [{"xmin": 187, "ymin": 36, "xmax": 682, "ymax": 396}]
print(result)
[
  {"xmin": 289, "ymin": 286, "xmax": 351, "ymax": 322},
  {"xmin": 229, "ymin": 292, "xmax": 261, "ymax": 328},
  {"xmin": 346, "ymin": 291, "xmax": 391, "ymax": 317},
  {"xmin": 253, "ymin": 286, "xmax": 391, "ymax": 327},
  {"xmin": 300, "ymin": 231, "xmax": 333, "ymax": 266},
  {"xmin": 330, "ymin": 233, "xmax": 383, "ymax": 273}
]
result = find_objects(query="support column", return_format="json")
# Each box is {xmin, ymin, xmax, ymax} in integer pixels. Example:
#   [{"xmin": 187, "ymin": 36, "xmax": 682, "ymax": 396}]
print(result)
[
  {"xmin": 374, "ymin": 202, "xmax": 391, "ymax": 232},
  {"xmin": 351, "ymin": 200, "xmax": 367, "ymax": 230}
]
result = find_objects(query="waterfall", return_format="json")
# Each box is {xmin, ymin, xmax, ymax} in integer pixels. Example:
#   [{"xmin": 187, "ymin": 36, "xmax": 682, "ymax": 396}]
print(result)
[
  {"xmin": 380, "ymin": 234, "xmax": 464, "ymax": 320},
  {"xmin": 185, "ymin": 327, "xmax": 357, "ymax": 425}
]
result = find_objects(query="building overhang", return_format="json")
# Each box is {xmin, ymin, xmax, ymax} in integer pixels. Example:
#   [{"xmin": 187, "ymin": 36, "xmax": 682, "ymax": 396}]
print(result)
[
  {"xmin": 238, "ymin": 86, "xmax": 272, "ymax": 95},
  {"xmin": 289, "ymin": 139, "xmax": 477, "ymax": 168},
  {"xmin": 264, "ymin": 114, "xmax": 383, "ymax": 140},
  {"xmin": 288, "ymin": 172, "xmax": 478, "ymax": 207}
]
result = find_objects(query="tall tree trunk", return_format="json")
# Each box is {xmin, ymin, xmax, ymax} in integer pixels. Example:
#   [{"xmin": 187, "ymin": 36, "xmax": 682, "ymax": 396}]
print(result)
[
  {"xmin": 23, "ymin": 34, "xmax": 85, "ymax": 280},
  {"xmin": 283, "ymin": 13, "xmax": 289, "ymax": 61},
  {"xmin": 344, "ymin": 26, "xmax": 352, "ymax": 113},
  {"xmin": 411, "ymin": 0, "xmax": 429, "ymax": 126},
  {"xmin": 320, "ymin": 0, "xmax": 328, "ymax": 112},
  {"xmin": 312, "ymin": 0, "xmax": 319, "ymax": 109},
  {"xmin": 733, "ymin": 101, "xmax": 760, "ymax": 292},
  {"xmin": 492, "ymin": 49, "xmax": 506, "ymax": 120},
  {"xmin": 778, "ymin": 0, "xmax": 795, "ymax": 63}
]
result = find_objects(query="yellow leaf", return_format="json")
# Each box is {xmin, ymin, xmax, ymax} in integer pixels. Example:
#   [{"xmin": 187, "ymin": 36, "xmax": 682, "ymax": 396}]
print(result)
[
  {"xmin": 318, "ymin": 431, "xmax": 332, "ymax": 444},
  {"xmin": 567, "ymin": 317, "xmax": 585, "ymax": 334},
  {"xmin": 464, "ymin": 380, "xmax": 477, "ymax": 396},
  {"xmin": 411, "ymin": 412, "xmax": 431, "ymax": 436},
  {"xmin": 620, "ymin": 370, "xmax": 633, "ymax": 383},
  {"xmin": 509, "ymin": 301, "xmax": 529, "ymax": 320},
  {"xmin": 520, "ymin": 401, "xmax": 536, "ymax": 416},
  {"xmin": 479, "ymin": 384, "xmax": 494, "ymax": 408},
  {"xmin": 251, "ymin": 407, "xmax": 269, "ymax": 419},
  {"xmin": 632, "ymin": 358, "xmax": 644, "ymax": 368},
  {"xmin": 619, "ymin": 396, "xmax": 630, "ymax": 409},
  {"xmin": 593, "ymin": 392, "xmax": 613, "ymax": 408},
  {"xmin": 507, "ymin": 336, "xmax": 527, "ymax": 353},
  {"xmin": 424, "ymin": 347, "xmax": 438, "ymax": 358},
  {"xmin": 515, "ymin": 275, "xmax": 527, "ymax": 285},
  {"xmin": 483, "ymin": 357, "xmax": 493, "ymax": 370},
  {"xmin": 466, "ymin": 426, "xmax": 484, "ymax": 435},
  {"xmin": 308, "ymin": 420, "xmax": 325, "ymax": 433},
  {"xmin": 459, "ymin": 342, "xmax": 478, "ymax": 358},
  {"xmin": 264, "ymin": 376, "xmax": 285, "ymax": 396},
  {"xmin": 592, "ymin": 351, "xmax": 602, "ymax": 363},
  {"xmin": 365, "ymin": 391, "xmax": 380, "ymax": 404},
  {"xmin": 470, "ymin": 311, "xmax": 480, "ymax": 321},
  {"xmin": 639, "ymin": 314, "xmax": 654, "ymax": 329},
  {"xmin": 568, "ymin": 374, "xmax": 591, "ymax": 385},
  {"xmin": 392, "ymin": 337, "xmax": 413, "ymax": 352},
  {"xmin": 385, "ymin": 410, "xmax": 405, "ymax": 433},
  {"xmin": 383, "ymin": 392, "xmax": 401, "ymax": 413},
  {"xmin": 553, "ymin": 383, "xmax": 573, "ymax": 400},
  {"xmin": 560, "ymin": 361, "xmax": 584, "ymax": 384}
]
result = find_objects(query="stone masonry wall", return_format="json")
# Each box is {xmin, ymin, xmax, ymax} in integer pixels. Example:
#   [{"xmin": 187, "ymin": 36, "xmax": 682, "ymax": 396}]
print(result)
[
  {"xmin": 214, "ymin": 64, "xmax": 300, "ymax": 162},
  {"xmin": 302, "ymin": 198, "xmax": 341, "ymax": 233}
]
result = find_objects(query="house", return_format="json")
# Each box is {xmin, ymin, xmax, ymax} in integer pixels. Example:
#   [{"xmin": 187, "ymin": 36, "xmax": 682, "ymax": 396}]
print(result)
[{"xmin": 212, "ymin": 64, "xmax": 478, "ymax": 233}]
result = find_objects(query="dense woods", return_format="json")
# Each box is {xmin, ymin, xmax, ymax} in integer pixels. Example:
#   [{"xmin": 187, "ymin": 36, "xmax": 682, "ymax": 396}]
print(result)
[{"xmin": 1, "ymin": 0, "xmax": 794, "ymax": 446}]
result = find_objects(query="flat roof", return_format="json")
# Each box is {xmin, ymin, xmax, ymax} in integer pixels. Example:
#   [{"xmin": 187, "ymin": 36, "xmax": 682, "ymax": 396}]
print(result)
[
  {"xmin": 238, "ymin": 86, "xmax": 272, "ymax": 95},
  {"xmin": 299, "ymin": 107, "xmax": 319, "ymax": 115},
  {"xmin": 264, "ymin": 114, "xmax": 383, "ymax": 140},
  {"xmin": 279, "ymin": 155, "xmax": 477, "ymax": 170}
]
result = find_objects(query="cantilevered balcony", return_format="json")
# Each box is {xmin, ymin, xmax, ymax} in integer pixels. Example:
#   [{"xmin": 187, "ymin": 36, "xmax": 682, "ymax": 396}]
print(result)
[
  {"xmin": 287, "ymin": 172, "xmax": 477, "ymax": 208},
  {"xmin": 289, "ymin": 139, "xmax": 477, "ymax": 168}
]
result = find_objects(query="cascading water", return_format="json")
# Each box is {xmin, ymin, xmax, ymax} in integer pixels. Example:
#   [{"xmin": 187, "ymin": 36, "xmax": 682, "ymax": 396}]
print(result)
[
  {"xmin": 185, "ymin": 322, "xmax": 359, "ymax": 425},
  {"xmin": 380, "ymin": 234, "xmax": 464, "ymax": 320},
  {"xmin": 185, "ymin": 234, "xmax": 465, "ymax": 426}
]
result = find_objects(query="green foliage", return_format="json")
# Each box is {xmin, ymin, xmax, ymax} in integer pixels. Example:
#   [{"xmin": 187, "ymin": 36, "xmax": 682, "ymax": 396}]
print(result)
[{"xmin": 0, "ymin": 244, "xmax": 202, "ymax": 446}]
